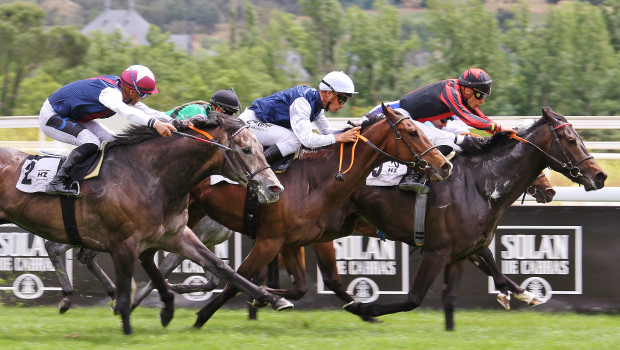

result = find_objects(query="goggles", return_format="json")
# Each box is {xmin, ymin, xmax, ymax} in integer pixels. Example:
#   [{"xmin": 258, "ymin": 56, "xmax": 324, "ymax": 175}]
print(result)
[
  {"xmin": 472, "ymin": 87, "xmax": 490, "ymax": 100},
  {"xmin": 321, "ymin": 80, "xmax": 350, "ymax": 105}
]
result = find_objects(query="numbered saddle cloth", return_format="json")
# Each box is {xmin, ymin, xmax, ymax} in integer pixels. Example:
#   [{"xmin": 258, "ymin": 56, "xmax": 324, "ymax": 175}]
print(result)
[
  {"xmin": 365, "ymin": 161, "xmax": 408, "ymax": 187},
  {"xmin": 16, "ymin": 144, "xmax": 107, "ymax": 194},
  {"xmin": 16, "ymin": 155, "xmax": 63, "ymax": 193}
]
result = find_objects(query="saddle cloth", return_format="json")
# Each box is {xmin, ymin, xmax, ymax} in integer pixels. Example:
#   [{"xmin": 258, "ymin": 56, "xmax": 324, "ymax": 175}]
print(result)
[
  {"xmin": 16, "ymin": 142, "xmax": 107, "ymax": 194},
  {"xmin": 366, "ymin": 161, "xmax": 407, "ymax": 187}
]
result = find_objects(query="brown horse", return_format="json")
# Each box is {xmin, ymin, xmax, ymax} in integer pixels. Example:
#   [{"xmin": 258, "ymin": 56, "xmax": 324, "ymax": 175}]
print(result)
[
  {"xmin": 0, "ymin": 114, "xmax": 291, "ymax": 334},
  {"xmin": 189, "ymin": 105, "xmax": 452, "ymax": 327}
]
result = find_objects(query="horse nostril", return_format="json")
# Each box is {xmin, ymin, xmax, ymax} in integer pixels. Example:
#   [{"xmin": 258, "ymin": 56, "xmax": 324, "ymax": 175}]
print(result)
[
  {"xmin": 270, "ymin": 186, "xmax": 282, "ymax": 194},
  {"xmin": 547, "ymin": 189, "xmax": 556, "ymax": 197},
  {"xmin": 441, "ymin": 163, "xmax": 451, "ymax": 172},
  {"xmin": 596, "ymin": 172, "xmax": 607, "ymax": 181}
]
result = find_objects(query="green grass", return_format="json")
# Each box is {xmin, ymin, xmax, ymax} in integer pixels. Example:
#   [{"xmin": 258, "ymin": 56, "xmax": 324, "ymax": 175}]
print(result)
[{"xmin": 0, "ymin": 306, "xmax": 617, "ymax": 349}]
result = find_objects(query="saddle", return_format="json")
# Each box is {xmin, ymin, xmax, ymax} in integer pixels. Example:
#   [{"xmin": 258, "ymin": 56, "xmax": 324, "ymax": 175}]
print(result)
[{"xmin": 16, "ymin": 142, "xmax": 108, "ymax": 194}]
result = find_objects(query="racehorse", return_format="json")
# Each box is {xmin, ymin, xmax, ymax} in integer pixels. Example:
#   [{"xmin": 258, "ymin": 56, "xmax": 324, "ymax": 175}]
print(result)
[
  {"xmin": 189, "ymin": 105, "xmax": 452, "ymax": 327},
  {"xmin": 42, "ymin": 105, "xmax": 452, "ymax": 323},
  {"xmin": 337, "ymin": 107, "xmax": 605, "ymax": 325},
  {"xmin": 0, "ymin": 114, "xmax": 291, "ymax": 334}
]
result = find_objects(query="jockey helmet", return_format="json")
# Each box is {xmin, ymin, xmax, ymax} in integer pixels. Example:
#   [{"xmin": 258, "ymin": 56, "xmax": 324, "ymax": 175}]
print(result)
[
  {"xmin": 120, "ymin": 65, "xmax": 158, "ymax": 97},
  {"xmin": 319, "ymin": 71, "xmax": 358, "ymax": 96},
  {"xmin": 458, "ymin": 68, "xmax": 493, "ymax": 95},
  {"xmin": 210, "ymin": 89, "xmax": 241, "ymax": 113}
]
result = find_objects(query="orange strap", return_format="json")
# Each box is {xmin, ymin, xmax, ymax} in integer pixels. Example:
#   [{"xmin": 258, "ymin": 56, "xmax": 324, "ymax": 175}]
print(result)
[
  {"xmin": 337, "ymin": 133, "xmax": 362, "ymax": 176},
  {"xmin": 188, "ymin": 125, "xmax": 214, "ymax": 140}
]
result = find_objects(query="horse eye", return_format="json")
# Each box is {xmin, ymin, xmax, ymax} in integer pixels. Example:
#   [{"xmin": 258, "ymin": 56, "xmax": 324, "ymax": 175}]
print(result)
[
  {"xmin": 242, "ymin": 147, "xmax": 252, "ymax": 155},
  {"xmin": 566, "ymin": 138, "xmax": 576, "ymax": 145},
  {"xmin": 409, "ymin": 131, "xmax": 418, "ymax": 137}
]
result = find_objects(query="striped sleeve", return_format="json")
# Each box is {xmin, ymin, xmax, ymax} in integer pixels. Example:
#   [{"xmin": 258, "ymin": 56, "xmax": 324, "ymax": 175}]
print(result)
[{"xmin": 440, "ymin": 83, "xmax": 501, "ymax": 134}]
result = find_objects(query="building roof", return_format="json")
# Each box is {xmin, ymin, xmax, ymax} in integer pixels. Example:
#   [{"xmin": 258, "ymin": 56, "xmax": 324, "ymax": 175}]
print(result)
[{"xmin": 81, "ymin": 9, "xmax": 150, "ymax": 45}]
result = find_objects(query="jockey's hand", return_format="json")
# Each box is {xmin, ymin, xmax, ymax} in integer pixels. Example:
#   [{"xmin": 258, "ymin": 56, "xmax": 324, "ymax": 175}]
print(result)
[
  {"xmin": 154, "ymin": 120, "xmax": 177, "ymax": 137},
  {"xmin": 502, "ymin": 127, "xmax": 518, "ymax": 136},
  {"xmin": 335, "ymin": 126, "xmax": 361, "ymax": 143}
]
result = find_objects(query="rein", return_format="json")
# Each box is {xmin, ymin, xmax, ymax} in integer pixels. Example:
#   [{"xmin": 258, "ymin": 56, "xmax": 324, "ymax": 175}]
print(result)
[
  {"xmin": 509, "ymin": 123, "xmax": 592, "ymax": 179},
  {"xmin": 521, "ymin": 172, "xmax": 546, "ymax": 204},
  {"xmin": 335, "ymin": 117, "xmax": 438, "ymax": 181}
]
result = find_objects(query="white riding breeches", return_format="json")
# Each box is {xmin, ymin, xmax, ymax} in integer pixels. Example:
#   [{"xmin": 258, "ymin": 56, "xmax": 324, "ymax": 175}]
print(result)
[
  {"xmin": 239, "ymin": 109, "xmax": 301, "ymax": 156},
  {"xmin": 39, "ymin": 99, "xmax": 116, "ymax": 149}
]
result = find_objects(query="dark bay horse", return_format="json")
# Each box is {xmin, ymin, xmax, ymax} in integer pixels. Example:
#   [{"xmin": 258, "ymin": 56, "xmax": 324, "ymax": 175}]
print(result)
[
  {"xmin": 42, "ymin": 105, "xmax": 452, "ymax": 324},
  {"xmin": 0, "ymin": 114, "xmax": 291, "ymax": 334},
  {"xmin": 336, "ymin": 107, "xmax": 605, "ymax": 325}
]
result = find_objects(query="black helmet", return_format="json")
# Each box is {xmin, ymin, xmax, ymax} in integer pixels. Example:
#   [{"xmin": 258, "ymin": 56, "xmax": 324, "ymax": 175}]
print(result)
[
  {"xmin": 210, "ymin": 89, "xmax": 241, "ymax": 114},
  {"xmin": 458, "ymin": 68, "xmax": 493, "ymax": 95}
]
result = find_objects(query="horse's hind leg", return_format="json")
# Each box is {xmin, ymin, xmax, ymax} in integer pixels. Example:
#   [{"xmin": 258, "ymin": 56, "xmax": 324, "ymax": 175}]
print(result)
[
  {"xmin": 138, "ymin": 248, "xmax": 174, "ymax": 327},
  {"xmin": 45, "ymin": 241, "xmax": 74, "ymax": 314},
  {"xmin": 312, "ymin": 242, "xmax": 381, "ymax": 323},
  {"xmin": 76, "ymin": 248, "xmax": 116, "ymax": 299},
  {"xmin": 442, "ymin": 259, "xmax": 467, "ymax": 331}
]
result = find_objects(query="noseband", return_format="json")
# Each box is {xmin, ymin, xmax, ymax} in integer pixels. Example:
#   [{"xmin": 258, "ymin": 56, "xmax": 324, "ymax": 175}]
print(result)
[
  {"xmin": 512, "ymin": 122, "xmax": 592, "ymax": 179},
  {"xmin": 223, "ymin": 124, "xmax": 272, "ymax": 192}
]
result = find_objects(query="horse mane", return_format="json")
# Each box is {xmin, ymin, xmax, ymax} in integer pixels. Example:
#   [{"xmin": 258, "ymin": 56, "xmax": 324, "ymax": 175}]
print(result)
[
  {"xmin": 457, "ymin": 132, "xmax": 514, "ymax": 156},
  {"xmin": 110, "ymin": 113, "xmax": 231, "ymax": 148}
]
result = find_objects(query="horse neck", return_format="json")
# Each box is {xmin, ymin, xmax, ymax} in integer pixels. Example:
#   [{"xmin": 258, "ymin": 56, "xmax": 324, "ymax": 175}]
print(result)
[
  {"xmin": 292, "ymin": 137, "xmax": 391, "ymax": 211},
  {"xmin": 460, "ymin": 138, "xmax": 548, "ymax": 211},
  {"xmin": 128, "ymin": 136, "xmax": 223, "ymax": 198}
]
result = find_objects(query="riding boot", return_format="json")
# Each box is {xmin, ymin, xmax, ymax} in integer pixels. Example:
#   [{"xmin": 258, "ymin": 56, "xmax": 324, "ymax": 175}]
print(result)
[
  {"xmin": 399, "ymin": 168, "xmax": 429, "ymax": 193},
  {"xmin": 46, "ymin": 143, "xmax": 98, "ymax": 197},
  {"xmin": 262, "ymin": 145, "xmax": 283, "ymax": 163}
]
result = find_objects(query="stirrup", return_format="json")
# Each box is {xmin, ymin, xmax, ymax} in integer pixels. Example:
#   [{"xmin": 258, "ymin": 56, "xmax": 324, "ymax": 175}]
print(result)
[{"xmin": 46, "ymin": 180, "xmax": 81, "ymax": 197}]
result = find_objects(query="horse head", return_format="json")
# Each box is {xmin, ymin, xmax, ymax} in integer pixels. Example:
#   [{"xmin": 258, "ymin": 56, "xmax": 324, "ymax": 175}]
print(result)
[
  {"xmin": 531, "ymin": 107, "xmax": 606, "ymax": 191},
  {"xmin": 372, "ymin": 103, "xmax": 452, "ymax": 182},
  {"xmin": 180, "ymin": 114, "xmax": 283, "ymax": 203},
  {"xmin": 526, "ymin": 173, "xmax": 556, "ymax": 203}
]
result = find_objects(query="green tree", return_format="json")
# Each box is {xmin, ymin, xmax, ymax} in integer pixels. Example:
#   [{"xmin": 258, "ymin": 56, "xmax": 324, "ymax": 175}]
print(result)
[
  {"xmin": 0, "ymin": 2, "xmax": 88, "ymax": 115},
  {"xmin": 300, "ymin": 0, "xmax": 345, "ymax": 73}
]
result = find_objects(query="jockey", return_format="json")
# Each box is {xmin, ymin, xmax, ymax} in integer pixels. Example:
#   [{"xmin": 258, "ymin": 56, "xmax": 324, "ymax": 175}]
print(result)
[
  {"xmin": 369, "ymin": 68, "xmax": 517, "ymax": 192},
  {"xmin": 40, "ymin": 64, "xmax": 177, "ymax": 197},
  {"xmin": 239, "ymin": 71, "xmax": 362, "ymax": 168},
  {"xmin": 166, "ymin": 89, "xmax": 242, "ymax": 120}
]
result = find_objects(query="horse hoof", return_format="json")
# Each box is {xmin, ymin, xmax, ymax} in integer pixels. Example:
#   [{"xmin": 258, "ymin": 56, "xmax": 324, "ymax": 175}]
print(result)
[
  {"xmin": 249, "ymin": 300, "xmax": 269, "ymax": 309},
  {"xmin": 529, "ymin": 297, "xmax": 544, "ymax": 307},
  {"xmin": 362, "ymin": 316, "xmax": 382, "ymax": 323},
  {"xmin": 272, "ymin": 298, "xmax": 294, "ymax": 311},
  {"xmin": 496, "ymin": 293, "xmax": 511, "ymax": 310},
  {"xmin": 159, "ymin": 309, "xmax": 174, "ymax": 327},
  {"xmin": 58, "ymin": 300, "xmax": 70, "ymax": 314}
]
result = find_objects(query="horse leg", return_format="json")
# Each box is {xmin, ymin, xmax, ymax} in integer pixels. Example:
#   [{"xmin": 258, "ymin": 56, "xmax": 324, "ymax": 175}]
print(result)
[
  {"xmin": 442, "ymin": 259, "xmax": 467, "ymax": 331},
  {"xmin": 345, "ymin": 251, "xmax": 449, "ymax": 318},
  {"xmin": 76, "ymin": 248, "xmax": 116, "ymax": 300},
  {"xmin": 137, "ymin": 248, "xmax": 174, "ymax": 327},
  {"xmin": 475, "ymin": 248, "xmax": 544, "ymax": 307},
  {"xmin": 194, "ymin": 237, "xmax": 291, "ymax": 328},
  {"xmin": 110, "ymin": 240, "xmax": 138, "ymax": 335},
  {"xmin": 312, "ymin": 242, "xmax": 381, "ymax": 323},
  {"xmin": 44, "ymin": 241, "xmax": 74, "ymax": 314}
]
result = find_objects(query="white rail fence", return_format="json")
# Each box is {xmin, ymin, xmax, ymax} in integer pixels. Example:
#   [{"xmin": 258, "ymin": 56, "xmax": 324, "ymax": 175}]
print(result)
[{"xmin": 2, "ymin": 115, "xmax": 619, "ymax": 202}]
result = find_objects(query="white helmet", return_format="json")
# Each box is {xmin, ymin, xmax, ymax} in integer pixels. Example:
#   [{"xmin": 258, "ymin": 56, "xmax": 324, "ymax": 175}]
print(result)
[{"xmin": 319, "ymin": 71, "xmax": 358, "ymax": 95}]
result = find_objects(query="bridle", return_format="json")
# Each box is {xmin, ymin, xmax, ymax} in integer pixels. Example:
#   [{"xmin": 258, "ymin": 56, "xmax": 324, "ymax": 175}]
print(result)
[
  {"xmin": 176, "ymin": 120, "xmax": 271, "ymax": 193},
  {"xmin": 336, "ymin": 115, "xmax": 440, "ymax": 181},
  {"xmin": 511, "ymin": 122, "xmax": 592, "ymax": 179}
]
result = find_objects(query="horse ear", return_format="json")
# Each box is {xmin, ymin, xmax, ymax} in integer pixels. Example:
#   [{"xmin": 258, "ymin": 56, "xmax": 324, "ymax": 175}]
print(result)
[
  {"xmin": 542, "ymin": 106, "xmax": 552, "ymax": 119},
  {"xmin": 381, "ymin": 102, "xmax": 388, "ymax": 115}
]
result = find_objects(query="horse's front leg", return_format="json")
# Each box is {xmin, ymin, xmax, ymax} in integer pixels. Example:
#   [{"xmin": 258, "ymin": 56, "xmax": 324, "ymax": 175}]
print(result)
[
  {"xmin": 312, "ymin": 242, "xmax": 381, "ymax": 323},
  {"xmin": 110, "ymin": 240, "xmax": 138, "ymax": 335},
  {"xmin": 345, "ymin": 250, "xmax": 449, "ymax": 318},
  {"xmin": 133, "ymin": 251, "xmax": 183, "ymax": 308},
  {"xmin": 442, "ymin": 259, "xmax": 467, "ymax": 331},
  {"xmin": 137, "ymin": 248, "xmax": 174, "ymax": 327},
  {"xmin": 162, "ymin": 228, "xmax": 293, "ymax": 328},
  {"xmin": 44, "ymin": 241, "xmax": 74, "ymax": 314},
  {"xmin": 474, "ymin": 247, "xmax": 544, "ymax": 307}
]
